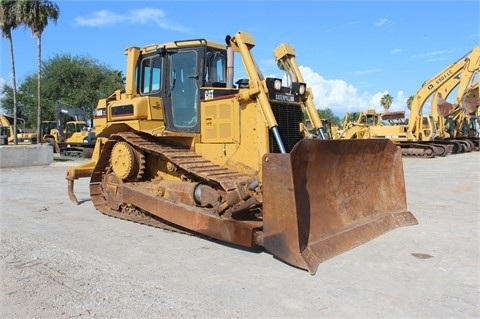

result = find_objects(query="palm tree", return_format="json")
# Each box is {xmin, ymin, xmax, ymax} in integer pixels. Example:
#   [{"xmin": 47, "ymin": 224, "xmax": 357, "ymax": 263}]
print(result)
[
  {"xmin": 0, "ymin": 0, "xmax": 20, "ymax": 145},
  {"xmin": 17, "ymin": 0, "xmax": 59, "ymax": 143},
  {"xmin": 406, "ymin": 95, "xmax": 414, "ymax": 111},
  {"xmin": 380, "ymin": 93, "xmax": 393, "ymax": 113}
]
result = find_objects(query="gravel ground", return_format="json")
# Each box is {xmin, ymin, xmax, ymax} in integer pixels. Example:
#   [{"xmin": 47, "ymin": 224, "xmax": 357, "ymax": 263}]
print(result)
[{"xmin": 1, "ymin": 152, "xmax": 479, "ymax": 318}]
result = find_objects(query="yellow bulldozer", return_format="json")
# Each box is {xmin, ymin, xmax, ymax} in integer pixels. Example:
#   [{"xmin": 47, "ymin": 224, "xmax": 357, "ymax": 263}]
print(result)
[
  {"xmin": 66, "ymin": 32, "xmax": 417, "ymax": 274},
  {"xmin": 0, "ymin": 114, "xmax": 37, "ymax": 145}
]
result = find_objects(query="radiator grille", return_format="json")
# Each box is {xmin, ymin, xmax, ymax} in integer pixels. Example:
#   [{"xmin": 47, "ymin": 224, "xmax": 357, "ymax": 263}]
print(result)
[{"xmin": 269, "ymin": 103, "xmax": 304, "ymax": 153}]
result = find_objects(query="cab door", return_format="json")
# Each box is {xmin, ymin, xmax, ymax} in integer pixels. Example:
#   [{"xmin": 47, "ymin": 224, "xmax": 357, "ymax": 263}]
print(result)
[{"xmin": 165, "ymin": 49, "xmax": 200, "ymax": 133}]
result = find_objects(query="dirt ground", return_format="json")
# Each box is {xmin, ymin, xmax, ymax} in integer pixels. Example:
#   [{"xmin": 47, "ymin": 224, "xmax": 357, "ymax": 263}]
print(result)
[{"xmin": 1, "ymin": 152, "xmax": 479, "ymax": 318}]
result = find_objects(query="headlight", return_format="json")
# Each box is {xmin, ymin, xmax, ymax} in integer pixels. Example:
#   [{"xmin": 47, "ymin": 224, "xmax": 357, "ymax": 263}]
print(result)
[
  {"xmin": 266, "ymin": 78, "xmax": 282, "ymax": 91},
  {"xmin": 292, "ymin": 82, "xmax": 306, "ymax": 95},
  {"xmin": 274, "ymin": 79, "xmax": 282, "ymax": 90},
  {"xmin": 299, "ymin": 84, "xmax": 306, "ymax": 95}
]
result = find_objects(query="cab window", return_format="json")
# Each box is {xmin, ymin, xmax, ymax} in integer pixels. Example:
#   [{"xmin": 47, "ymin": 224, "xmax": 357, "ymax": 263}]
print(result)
[
  {"xmin": 141, "ymin": 56, "xmax": 162, "ymax": 94},
  {"xmin": 204, "ymin": 51, "xmax": 226, "ymax": 87}
]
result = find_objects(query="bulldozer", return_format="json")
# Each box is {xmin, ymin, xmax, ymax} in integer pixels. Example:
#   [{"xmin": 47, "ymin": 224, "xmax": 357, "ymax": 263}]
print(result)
[
  {"xmin": 335, "ymin": 109, "xmax": 386, "ymax": 140},
  {"xmin": 66, "ymin": 32, "xmax": 417, "ymax": 274},
  {"xmin": 0, "ymin": 114, "xmax": 38, "ymax": 145}
]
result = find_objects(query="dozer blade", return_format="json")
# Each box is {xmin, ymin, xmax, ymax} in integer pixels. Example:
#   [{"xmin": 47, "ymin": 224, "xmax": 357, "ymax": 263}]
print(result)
[{"xmin": 262, "ymin": 138, "xmax": 417, "ymax": 275}]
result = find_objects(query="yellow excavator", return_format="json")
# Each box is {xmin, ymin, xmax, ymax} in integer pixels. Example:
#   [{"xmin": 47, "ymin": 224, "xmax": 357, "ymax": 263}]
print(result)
[
  {"xmin": 399, "ymin": 46, "xmax": 479, "ymax": 156},
  {"xmin": 66, "ymin": 32, "xmax": 417, "ymax": 274},
  {"xmin": 40, "ymin": 101, "xmax": 96, "ymax": 157},
  {"xmin": 431, "ymin": 48, "xmax": 480, "ymax": 152},
  {"xmin": 337, "ymin": 46, "xmax": 479, "ymax": 158}
]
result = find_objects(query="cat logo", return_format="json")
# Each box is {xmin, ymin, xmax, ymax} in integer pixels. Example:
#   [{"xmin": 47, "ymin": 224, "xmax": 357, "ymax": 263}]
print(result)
[
  {"xmin": 204, "ymin": 90, "xmax": 214, "ymax": 100},
  {"xmin": 152, "ymin": 101, "xmax": 162, "ymax": 110}
]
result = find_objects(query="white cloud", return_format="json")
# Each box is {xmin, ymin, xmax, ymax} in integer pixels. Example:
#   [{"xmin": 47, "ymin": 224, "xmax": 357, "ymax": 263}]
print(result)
[
  {"xmin": 74, "ymin": 8, "xmax": 189, "ymax": 33},
  {"xmin": 374, "ymin": 18, "xmax": 389, "ymax": 27},
  {"xmin": 74, "ymin": 10, "xmax": 123, "ymax": 27},
  {"xmin": 300, "ymin": 66, "xmax": 409, "ymax": 117}
]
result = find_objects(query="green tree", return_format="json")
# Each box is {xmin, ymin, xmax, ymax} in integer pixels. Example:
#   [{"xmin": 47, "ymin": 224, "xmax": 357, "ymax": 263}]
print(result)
[
  {"xmin": 16, "ymin": 0, "xmax": 59, "ymax": 142},
  {"xmin": 0, "ymin": 0, "xmax": 20, "ymax": 144},
  {"xmin": 317, "ymin": 108, "xmax": 341, "ymax": 127},
  {"xmin": 406, "ymin": 95, "xmax": 414, "ymax": 110},
  {"xmin": 0, "ymin": 54, "xmax": 124, "ymax": 127},
  {"xmin": 380, "ymin": 93, "xmax": 393, "ymax": 113},
  {"xmin": 0, "ymin": 84, "xmax": 34, "ymax": 126}
]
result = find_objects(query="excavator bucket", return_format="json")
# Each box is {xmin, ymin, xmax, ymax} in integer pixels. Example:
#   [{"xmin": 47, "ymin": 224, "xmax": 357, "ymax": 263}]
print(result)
[
  {"xmin": 462, "ymin": 97, "xmax": 480, "ymax": 113},
  {"xmin": 437, "ymin": 97, "xmax": 454, "ymax": 117},
  {"xmin": 262, "ymin": 138, "xmax": 417, "ymax": 275}
]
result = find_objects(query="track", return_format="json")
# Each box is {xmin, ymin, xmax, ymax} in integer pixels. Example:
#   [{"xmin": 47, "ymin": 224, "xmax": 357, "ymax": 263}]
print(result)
[
  {"xmin": 399, "ymin": 138, "xmax": 479, "ymax": 158},
  {"xmin": 88, "ymin": 132, "xmax": 257, "ymax": 233}
]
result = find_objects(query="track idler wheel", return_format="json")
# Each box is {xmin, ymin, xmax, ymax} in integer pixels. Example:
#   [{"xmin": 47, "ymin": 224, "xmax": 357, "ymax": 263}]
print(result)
[{"xmin": 110, "ymin": 141, "xmax": 145, "ymax": 181}]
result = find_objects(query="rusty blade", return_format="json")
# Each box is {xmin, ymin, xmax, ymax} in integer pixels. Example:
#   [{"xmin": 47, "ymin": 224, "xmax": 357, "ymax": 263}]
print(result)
[
  {"xmin": 381, "ymin": 111, "xmax": 405, "ymax": 121},
  {"xmin": 262, "ymin": 138, "xmax": 417, "ymax": 275}
]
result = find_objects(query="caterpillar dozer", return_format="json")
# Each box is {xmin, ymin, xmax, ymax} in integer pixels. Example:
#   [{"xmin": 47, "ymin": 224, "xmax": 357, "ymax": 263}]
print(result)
[
  {"xmin": 0, "ymin": 114, "xmax": 37, "ymax": 145},
  {"xmin": 66, "ymin": 32, "xmax": 417, "ymax": 274}
]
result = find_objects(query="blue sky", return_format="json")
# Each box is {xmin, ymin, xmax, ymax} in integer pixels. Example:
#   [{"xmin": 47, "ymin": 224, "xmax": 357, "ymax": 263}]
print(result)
[{"xmin": 1, "ymin": 0, "xmax": 479, "ymax": 117}]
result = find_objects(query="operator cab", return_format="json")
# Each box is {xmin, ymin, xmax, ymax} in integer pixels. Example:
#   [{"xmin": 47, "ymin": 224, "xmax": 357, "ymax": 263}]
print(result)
[{"xmin": 138, "ymin": 41, "xmax": 230, "ymax": 133}]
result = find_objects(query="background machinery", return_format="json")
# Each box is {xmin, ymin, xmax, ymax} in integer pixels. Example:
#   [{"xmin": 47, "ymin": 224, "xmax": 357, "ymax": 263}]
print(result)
[
  {"xmin": 0, "ymin": 114, "xmax": 37, "ymax": 145},
  {"xmin": 66, "ymin": 32, "xmax": 416, "ymax": 274},
  {"xmin": 398, "ymin": 46, "xmax": 479, "ymax": 156},
  {"xmin": 41, "ymin": 101, "xmax": 96, "ymax": 157},
  {"xmin": 431, "ymin": 48, "xmax": 479, "ymax": 151},
  {"xmin": 335, "ymin": 109, "xmax": 389, "ymax": 140},
  {"xmin": 335, "ymin": 46, "xmax": 479, "ymax": 158}
]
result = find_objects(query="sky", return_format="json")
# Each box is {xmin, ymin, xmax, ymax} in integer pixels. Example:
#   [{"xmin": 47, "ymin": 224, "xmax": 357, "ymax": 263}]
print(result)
[{"xmin": 1, "ymin": 0, "xmax": 479, "ymax": 118}]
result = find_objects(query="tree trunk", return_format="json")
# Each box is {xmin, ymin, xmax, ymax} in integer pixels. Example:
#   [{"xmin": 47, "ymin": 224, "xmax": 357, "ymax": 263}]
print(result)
[
  {"xmin": 8, "ymin": 35, "xmax": 18, "ymax": 145},
  {"xmin": 36, "ymin": 34, "xmax": 42, "ymax": 144}
]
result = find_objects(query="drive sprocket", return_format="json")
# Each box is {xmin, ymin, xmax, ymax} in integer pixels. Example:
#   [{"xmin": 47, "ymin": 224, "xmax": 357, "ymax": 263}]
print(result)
[{"xmin": 110, "ymin": 141, "xmax": 145, "ymax": 181}]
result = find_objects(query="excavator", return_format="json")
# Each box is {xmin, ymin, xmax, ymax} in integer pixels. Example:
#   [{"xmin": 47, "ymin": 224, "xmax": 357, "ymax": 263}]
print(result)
[
  {"xmin": 42, "ymin": 101, "xmax": 96, "ymax": 157},
  {"xmin": 431, "ymin": 49, "xmax": 479, "ymax": 152},
  {"xmin": 402, "ymin": 46, "xmax": 480, "ymax": 155},
  {"xmin": 397, "ymin": 46, "xmax": 480, "ymax": 156},
  {"xmin": 337, "ymin": 46, "xmax": 479, "ymax": 158},
  {"xmin": 432, "ymin": 76, "xmax": 480, "ymax": 152},
  {"xmin": 65, "ymin": 32, "xmax": 417, "ymax": 274},
  {"xmin": 464, "ymin": 81, "xmax": 480, "ymax": 141}
]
